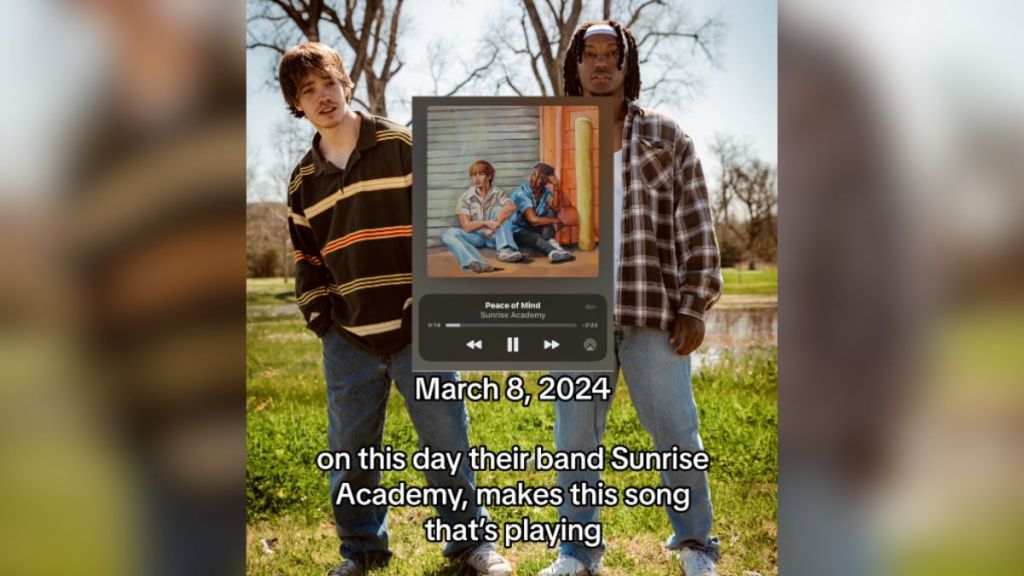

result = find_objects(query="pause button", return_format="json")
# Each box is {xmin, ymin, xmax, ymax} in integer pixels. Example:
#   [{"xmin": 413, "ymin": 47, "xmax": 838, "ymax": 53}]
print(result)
[{"xmin": 506, "ymin": 337, "xmax": 519, "ymax": 353}]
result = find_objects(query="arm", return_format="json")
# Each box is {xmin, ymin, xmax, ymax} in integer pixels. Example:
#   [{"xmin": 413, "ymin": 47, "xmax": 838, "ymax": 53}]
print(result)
[
  {"xmin": 455, "ymin": 186, "xmax": 500, "ymax": 232},
  {"xmin": 497, "ymin": 201, "xmax": 517, "ymax": 223},
  {"xmin": 522, "ymin": 207, "xmax": 563, "ymax": 230},
  {"xmin": 545, "ymin": 176, "xmax": 561, "ymax": 210},
  {"xmin": 288, "ymin": 173, "xmax": 334, "ymax": 336},
  {"xmin": 671, "ymin": 132, "xmax": 723, "ymax": 341},
  {"xmin": 458, "ymin": 213, "xmax": 499, "ymax": 233},
  {"xmin": 512, "ymin": 185, "xmax": 562, "ymax": 230}
]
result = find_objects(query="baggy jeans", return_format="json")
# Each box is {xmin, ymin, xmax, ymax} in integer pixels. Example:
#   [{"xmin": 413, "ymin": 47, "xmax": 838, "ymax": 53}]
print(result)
[
  {"xmin": 321, "ymin": 326, "xmax": 486, "ymax": 566},
  {"xmin": 440, "ymin": 206, "xmax": 519, "ymax": 269},
  {"xmin": 553, "ymin": 325, "xmax": 720, "ymax": 570}
]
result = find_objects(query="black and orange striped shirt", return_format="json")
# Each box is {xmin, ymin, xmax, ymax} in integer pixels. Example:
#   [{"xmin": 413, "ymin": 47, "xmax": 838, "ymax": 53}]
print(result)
[{"xmin": 287, "ymin": 111, "xmax": 414, "ymax": 353}]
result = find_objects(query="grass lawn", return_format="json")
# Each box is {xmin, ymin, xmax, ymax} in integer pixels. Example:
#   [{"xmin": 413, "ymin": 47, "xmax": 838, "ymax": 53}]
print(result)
[
  {"xmin": 720, "ymin": 267, "xmax": 777, "ymax": 296},
  {"xmin": 247, "ymin": 277, "xmax": 298, "ymax": 307},
  {"xmin": 246, "ymin": 282, "xmax": 777, "ymax": 575},
  {"xmin": 248, "ymin": 266, "xmax": 777, "ymax": 306}
]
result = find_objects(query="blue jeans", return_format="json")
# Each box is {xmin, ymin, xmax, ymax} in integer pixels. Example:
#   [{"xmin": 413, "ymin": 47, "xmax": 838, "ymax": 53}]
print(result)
[
  {"xmin": 321, "ymin": 327, "xmax": 486, "ymax": 566},
  {"xmin": 440, "ymin": 207, "xmax": 519, "ymax": 269},
  {"xmin": 553, "ymin": 326, "xmax": 719, "ymax": 570}
]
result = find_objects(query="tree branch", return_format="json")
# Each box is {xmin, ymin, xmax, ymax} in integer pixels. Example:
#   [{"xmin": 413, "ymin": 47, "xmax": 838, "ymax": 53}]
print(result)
[
  {"xmin": 522, "ymin": 0, "xmax": 559, "ymax": 92},
  {"xmin": 626, "ymin": 0, "xmax": 665, "ymax": 29},
  {"xmin": 504, "ymin": 74, "xmax": 524, "ymax": 96},
  {"xmin": 380, "ymin": 0, "xmax": 404, "ymax": 80},
  {"xmin": 442, "ymin": 49, "xmax": 499, "ymax": 97},
  {"xmin": 518, "ymin": 13, "xmax": 549, "ymax": 95},
  {"xmin": 247, "ymin": 40, "xmax": 286, "ymax": 55}
]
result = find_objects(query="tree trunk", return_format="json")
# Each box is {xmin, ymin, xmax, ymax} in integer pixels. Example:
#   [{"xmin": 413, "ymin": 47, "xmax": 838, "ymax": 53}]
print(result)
[{"xmin": 365, "ymin": 76, "xmax": 387, "ymax": 117}]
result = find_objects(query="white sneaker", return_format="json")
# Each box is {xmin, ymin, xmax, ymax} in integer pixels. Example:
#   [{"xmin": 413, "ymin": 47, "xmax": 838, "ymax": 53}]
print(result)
[
  {"xmin": 463, "ymin": 542, "xmax": 514, "ymax": 575},
  {"xmin": 538, "ymin": 554, "xmax": 592, "ymax": 576},
  {"xmin": 549, "ymin": 249, "xmax": 575, "ymax": 263},
  {"xmin": 497, "ymin": 248, "xmax": 523, "ymax": 262},
  {"xmin": 678, "ymin": 547, "xmax": 718, "ymax": 576}
]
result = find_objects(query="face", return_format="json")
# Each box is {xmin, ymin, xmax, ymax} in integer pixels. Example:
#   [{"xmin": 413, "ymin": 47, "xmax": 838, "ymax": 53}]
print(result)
[
  {"xmin": 578, "ymin": 34, "xmax": 626, "ymax": 98},
  {"xmin": 529, "ymin": 169, "xmax": 550, "ymax": 191},
  {"xmin": 471, "ymin": 170, "xmax": 491, "ymax": 191},
  {"xmin": 294, "ymin": 71, "xmax": 347, "ymax": 129}
]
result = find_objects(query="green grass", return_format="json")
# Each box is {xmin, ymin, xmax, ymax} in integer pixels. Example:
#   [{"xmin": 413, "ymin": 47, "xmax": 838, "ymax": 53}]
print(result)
[
  {"xmin": 247, "ymin": 266, "xmax": 777, "ymax": 303},
  {"xmin": 246, "ymin": 291, "xmax": 777, "ymax": 575},
  {"xmin": 720, "ymin": 267, "xmax": 777, "ymax": 296},
  {"xmin": 247, "ymin": 277, "xmax": 297, "ymax": 307}
]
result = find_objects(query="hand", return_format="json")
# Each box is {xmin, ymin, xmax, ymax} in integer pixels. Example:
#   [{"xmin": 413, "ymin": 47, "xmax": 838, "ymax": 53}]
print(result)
[
  {"xmin": 485, "ymin": 220, "xmax": 501, "ymax": 232},
  {"xmin": 552, "ymin": 219, "xmax": 563, "ymax": 232},
  {"xmin": 669, "ymin": 314, "xmax": 705, "ymax": 356}
]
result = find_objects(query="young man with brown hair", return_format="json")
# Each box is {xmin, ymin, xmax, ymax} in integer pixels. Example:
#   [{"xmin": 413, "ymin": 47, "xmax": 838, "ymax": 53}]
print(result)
[
  {"xmin": 280, "ymin": 42, "xmax": 513, "ymax": 576},
  {"xmin": 540, "ymin": 21, "xmax": 724, "ymax": 576},
  {"xmin": 440, "ymin": 159, "xmax": 522, "ymax": 273}
]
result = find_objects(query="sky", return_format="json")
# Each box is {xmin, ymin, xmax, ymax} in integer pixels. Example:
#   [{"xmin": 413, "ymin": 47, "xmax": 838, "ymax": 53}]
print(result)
[{"xmin": 246, "ymin": 0, "xmax": 777, "ymax": 201}]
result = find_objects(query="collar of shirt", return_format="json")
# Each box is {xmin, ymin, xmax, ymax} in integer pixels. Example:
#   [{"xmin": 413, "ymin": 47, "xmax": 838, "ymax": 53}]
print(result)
[
  {"xmin": 309, "ymin": 110, "xmax": 378, "ymax": 177},
  {"xmin": 622, "ymin": 99, "xmax": 647, "ymax": 144},
  {"xmin": 513, "ymin": 180, "xmax": 551, "ymax": 208},
  {"xmin": 465, "ymin": 185, "xmax": 503, "ymax": 206}
]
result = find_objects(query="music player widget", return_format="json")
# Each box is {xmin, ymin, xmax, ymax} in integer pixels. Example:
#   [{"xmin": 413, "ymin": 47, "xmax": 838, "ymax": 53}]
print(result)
[{"xmin": 411, "ymin": 96, "xmax": 615, "ymax": 371}]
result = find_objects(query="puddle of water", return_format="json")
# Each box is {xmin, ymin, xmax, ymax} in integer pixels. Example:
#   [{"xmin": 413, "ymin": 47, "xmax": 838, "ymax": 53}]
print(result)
[{"xmin": 694, "ymin": 306, "xmax": 778, "ymax": 371}]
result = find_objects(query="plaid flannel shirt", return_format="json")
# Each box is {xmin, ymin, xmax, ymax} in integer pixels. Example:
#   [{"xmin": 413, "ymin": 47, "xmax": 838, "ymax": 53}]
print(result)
[{"xmin": 617, "ymin": 101, "xmax": 722, "ymax": 327}]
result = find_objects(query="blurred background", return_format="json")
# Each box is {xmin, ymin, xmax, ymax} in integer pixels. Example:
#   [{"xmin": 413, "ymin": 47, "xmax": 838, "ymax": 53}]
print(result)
[
  {"xmin": 1, "ymin": 0, "xmax": 1021, "ymax": 575},
  {"xmin": 0, "ymin": 1, "xmax": 245, "ymax": 575},
  {"xmin": 781, "ymin": 1, "xmax": 1024, "ymax": 575}
]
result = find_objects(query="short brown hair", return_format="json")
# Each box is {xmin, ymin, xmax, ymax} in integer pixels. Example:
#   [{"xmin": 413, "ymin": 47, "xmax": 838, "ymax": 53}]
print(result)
[
  {"xmin": 468, "ymin": 160, "xmax": 495, "ymax": 183},
  {"xmin": 278, "ymin": 42, "xmax": 355, "ymax": 118}
]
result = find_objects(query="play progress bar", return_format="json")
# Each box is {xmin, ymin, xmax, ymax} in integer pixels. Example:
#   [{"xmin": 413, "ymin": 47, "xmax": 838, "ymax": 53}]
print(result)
[{"xmin": 443, "ymin": 322, "xmax": 579, "ymax": 328}]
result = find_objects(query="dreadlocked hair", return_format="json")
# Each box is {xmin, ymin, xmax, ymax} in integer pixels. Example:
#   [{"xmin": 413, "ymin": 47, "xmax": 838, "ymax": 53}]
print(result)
[{"xmin": 562, "ymin": 19, "xmax": 641, "ymax": 101}]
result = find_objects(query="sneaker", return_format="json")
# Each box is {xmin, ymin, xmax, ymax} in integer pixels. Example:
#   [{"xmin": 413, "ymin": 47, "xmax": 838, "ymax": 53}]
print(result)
[
  {"xmin": 549, "ymin": 250, "xmax": 575, "ymax": 263},
  {"xmin": 326, "ymin": 561, "xmax": 365, "ymax": 576},
  {"xmin": 678, "ymin": 547, "xmax": 718, "ymax": 576},
  {"xmin": 497, "ymin": 248, "xmax": 523, "ymax": 262},
  {"xmin": 468, "ymin": 261, "xmax": 497, "ymax": 273},
  {"xmin": 463, "ymin": 542, "xmax": 515, "ymax": 575},
  {"xmin": 539, "ymin": 554, "xmax": 592, "ymax": 576}
]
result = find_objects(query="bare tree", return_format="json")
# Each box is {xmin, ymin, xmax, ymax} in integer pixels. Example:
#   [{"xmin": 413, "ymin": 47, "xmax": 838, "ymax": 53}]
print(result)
[
  {"xmin": 247, "ymin": 146, "xmax": 262, "ymax": 198},
  {"xmin": 460, "ymin": 0, "xmax": 721, "ymax": 104},
  {"xmin": 247, "ymin": 0, "xmax": 407, "ymax": 116},
  {"xmin": 263, "ymin": 118, "xmax": 314, "ymax": 280},
  {"xmin": 425, "ymin": 37, "xmax": 501, "ymax": 98},
  {"xmin": 710, "ymin": 133, "xmax": 777, "ymax": 266},
  {"xmin": 271, "ymin": 118, "xmax": 315, "ymax": 194},
  {"xmin": 245, "ymin": 114, "xmax": 310, "ymax": 279}
]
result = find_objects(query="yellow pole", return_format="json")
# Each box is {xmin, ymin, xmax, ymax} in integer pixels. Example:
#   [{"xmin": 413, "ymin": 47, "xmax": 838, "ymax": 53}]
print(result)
[{"xmin": 575, "ymin": 117, "xmax": 595, "ymax": 250}]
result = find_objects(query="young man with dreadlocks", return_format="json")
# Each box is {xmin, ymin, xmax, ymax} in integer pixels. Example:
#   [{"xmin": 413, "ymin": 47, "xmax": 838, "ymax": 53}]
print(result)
[
  {"xmin": 540, "ymin": 21, "xmax": 723, "ymax": 576},
  {"xmin": 279, "ymin": 42, "xmax": 514, "ymax": 576}
]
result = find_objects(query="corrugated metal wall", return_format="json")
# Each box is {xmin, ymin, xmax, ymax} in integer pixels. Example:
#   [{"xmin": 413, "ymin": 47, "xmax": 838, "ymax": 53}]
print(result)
[{"xmin": 425, "ymin": 106, "xmax": 540, "ymax": 246}]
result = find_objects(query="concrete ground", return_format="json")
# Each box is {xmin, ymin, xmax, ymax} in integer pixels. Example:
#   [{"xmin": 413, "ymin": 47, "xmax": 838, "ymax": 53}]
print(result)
[{"xmin": 426, "ymin": 245, "xmax": 599, "ymax": 278}]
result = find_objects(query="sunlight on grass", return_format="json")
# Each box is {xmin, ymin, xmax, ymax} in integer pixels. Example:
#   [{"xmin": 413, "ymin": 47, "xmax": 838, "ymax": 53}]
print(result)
[{"xmin": 720, "ymin": 267, "xmax": 777, "ymax": 296}]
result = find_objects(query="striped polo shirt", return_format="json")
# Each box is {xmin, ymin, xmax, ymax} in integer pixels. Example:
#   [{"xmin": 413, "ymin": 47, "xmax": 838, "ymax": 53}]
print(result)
[{"xmin": 287, "ymin": 111, "xmax": 414, "ymax": 354}]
